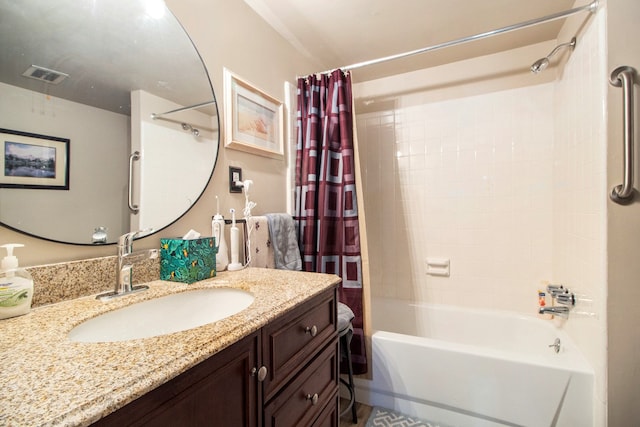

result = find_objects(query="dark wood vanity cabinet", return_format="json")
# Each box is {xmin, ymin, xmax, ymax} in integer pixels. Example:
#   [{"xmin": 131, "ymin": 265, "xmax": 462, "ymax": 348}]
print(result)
[
  {"xmin": 94, "ymin": 286, "xmax": 338, "ymax": 427},
  {"xmin": 262, "ymin": 287, "xmax": 339, "ymax": 426},
  {"xmin": 94, "ymin": 331, "xmax": 260, "ymax": 427}
]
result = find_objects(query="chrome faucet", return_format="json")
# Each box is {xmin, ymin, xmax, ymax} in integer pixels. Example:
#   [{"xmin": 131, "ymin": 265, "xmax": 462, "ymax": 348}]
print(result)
[
  {"xmin": 539, "ymin": 306, "xmax": 570, "ymax": 318},
  {"xmin": 96, "ymin": 229, "xmax": 158, "ymax": 301},
  {"xmin": 540, "ymin": 284, "xmax": 576, "ymax": 318}
]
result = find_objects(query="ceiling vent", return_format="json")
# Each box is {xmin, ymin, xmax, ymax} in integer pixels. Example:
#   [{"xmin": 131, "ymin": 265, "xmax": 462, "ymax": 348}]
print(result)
[{"xmin": 22, "ymin": 65, "xmax": 69, "ymax": 85}]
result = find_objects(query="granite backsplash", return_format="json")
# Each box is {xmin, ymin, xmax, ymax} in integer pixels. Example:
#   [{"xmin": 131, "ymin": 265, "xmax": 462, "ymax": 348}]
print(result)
[{"xmin": 26, "ymin": 256, "xmax": 160, "ymax": 307}]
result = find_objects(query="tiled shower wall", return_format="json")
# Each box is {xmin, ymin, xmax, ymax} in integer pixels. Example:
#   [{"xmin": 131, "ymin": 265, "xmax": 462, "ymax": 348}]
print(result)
[
  {"xmin": 357, "ymin": 83, "xmax": 556, "ymax": 314},
  {"xmin": 355, "ymin": 10, "xmax": 607, "ymax": 422},
  {"xmin": 553, "ymin": 9, "xmax": 607, "ymax": 422}
]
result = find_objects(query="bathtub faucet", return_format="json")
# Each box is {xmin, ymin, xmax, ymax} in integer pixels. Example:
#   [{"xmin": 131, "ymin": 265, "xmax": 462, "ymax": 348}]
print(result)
[
  {"xmin": 539, "ymin": 306, "xmax": 570, "ymax": 318},
  {"xmin": 543, "ymin": 284, "xmax": 576, "ymax": 319}
]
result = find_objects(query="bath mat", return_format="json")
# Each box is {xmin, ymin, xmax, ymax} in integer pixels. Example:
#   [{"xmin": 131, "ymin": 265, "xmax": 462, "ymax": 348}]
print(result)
[{"xmin": 365, "ymin": 406, "xmax": 449, "ymax": 427}]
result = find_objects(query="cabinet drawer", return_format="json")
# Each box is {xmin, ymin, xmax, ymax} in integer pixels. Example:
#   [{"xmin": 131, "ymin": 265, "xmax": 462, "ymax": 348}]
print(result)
[
  {"xmin": 311, "ymin": 391, "xmax": 339, "ymax": 427},
  {"xmin": 263, "ymin": 340, "xmax": 339, "ymax": 427},
  {"xmin": 262, "ymin": 288, "xmax": 337, "ymax": 400}
]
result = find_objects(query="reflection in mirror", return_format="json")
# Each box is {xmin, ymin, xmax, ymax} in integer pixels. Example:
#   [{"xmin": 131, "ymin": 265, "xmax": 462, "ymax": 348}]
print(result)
[{"xmin": 0, "ymin": 0, "xmax": 219, "ymax": 245}]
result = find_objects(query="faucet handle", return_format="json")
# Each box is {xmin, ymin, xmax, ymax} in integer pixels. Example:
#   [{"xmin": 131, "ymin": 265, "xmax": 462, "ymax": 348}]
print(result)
[
  {"xmin": 118, "ymin": 228, "xmax": 153, "ymax": 246},
  {"xmin": 556, "ymin": 292, "xmax": 576, "ymax": 306},
  {"xmin": 547, "ymin": 284, "xmax": 565, "ymax": 297}
]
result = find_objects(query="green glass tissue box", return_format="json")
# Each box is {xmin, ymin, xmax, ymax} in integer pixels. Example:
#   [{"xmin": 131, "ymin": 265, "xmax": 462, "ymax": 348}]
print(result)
[{"xmin": 160, "ymin": 237, "xmax": 217, "ymax": 283}]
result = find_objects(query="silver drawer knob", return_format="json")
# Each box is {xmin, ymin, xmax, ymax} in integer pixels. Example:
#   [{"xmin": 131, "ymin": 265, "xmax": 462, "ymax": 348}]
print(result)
[
  {"xmin": 305, "ymin": 325, "xmax": 318, "ymax": 337},
  {"xmin": 306, "ymin": 393, "xmax": 319, "ymax": 405},
  {"xmin": 251, "ymin": 366, "xmax": 268, "ymax": 382}
]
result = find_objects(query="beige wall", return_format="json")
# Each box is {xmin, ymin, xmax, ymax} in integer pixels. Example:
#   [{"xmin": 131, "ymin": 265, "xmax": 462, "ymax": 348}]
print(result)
[
  {"xmin": 606, "ymin": 0, "xmax": 640, "ymax": 425},
  {"xmin": 0, "ymin": 82, "xmax": 130, "ymax": 243},
  {"xmin": 0, "ymin": 0, "xmax": 318, "ymax": 267}
]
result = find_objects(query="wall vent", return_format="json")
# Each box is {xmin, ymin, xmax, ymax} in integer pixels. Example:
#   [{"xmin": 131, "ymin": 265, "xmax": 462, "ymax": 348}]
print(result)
[{"xmin": 22, "ymin": 65, "xmax": 69, "ymax": 85}]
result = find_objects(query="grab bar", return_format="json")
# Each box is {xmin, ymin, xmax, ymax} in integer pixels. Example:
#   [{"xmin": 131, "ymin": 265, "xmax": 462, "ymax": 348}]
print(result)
[
  {"xmin": 609, "ymin": 66, "xmax": 637, "ymax": 204},
  {"xmin": 128, "ymin": 151, "xmax": 140, "ymax": 214}
]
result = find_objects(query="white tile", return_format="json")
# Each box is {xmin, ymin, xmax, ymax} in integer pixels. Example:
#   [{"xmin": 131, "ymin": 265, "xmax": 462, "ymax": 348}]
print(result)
[{"xmin": 355, "ymin": 22, "xmax": 604, "ymax": 353}]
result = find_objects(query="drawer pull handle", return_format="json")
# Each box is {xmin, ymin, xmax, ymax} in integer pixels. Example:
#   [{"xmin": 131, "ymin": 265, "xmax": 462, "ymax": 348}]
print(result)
[
  {"xmin": 305, "ymin": 325, "xmax": 318, "ymax": 337},
  {"xmin": 251, "ymin": 366, "xmax": 268, "ymax": 382},
  {"xmin": 306, "ymin": 393, "xmax": 319, "ymax": 405}
]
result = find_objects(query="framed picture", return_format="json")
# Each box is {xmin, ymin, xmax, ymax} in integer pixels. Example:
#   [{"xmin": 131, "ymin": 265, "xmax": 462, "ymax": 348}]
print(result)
[
  {"xmin": 0, "ymin": 128, "xmax": 70, "ymax": 190},
  {"xmin": 224, "ymin": 68, "xmax": 284, "ymax": 159}
]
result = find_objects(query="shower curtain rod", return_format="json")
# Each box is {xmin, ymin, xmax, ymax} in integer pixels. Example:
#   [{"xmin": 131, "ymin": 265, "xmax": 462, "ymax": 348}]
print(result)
[
  {"xmin": 151, "ymin": 100, "xmax": 216, "ymax": 119},
  {"xmin": 305, "ymin": 0, "xmax": 598, "ymax": 77},
  {"xmin": 151, "ymin": 115, "xmax": 217, "ymax": 133}
]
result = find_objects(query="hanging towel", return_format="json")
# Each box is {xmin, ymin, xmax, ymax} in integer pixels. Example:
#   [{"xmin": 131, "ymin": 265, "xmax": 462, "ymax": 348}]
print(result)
[
  {"xmin": 266, "ymin": 213, "xmax": 302, "ymax": 271},
  {"xmin": 337, "ymin": 302, "xmax": 355, "ymax": 336},
  {"xmin": 246, "ymin": 216, "xmax": 275, "ymax": 268}
]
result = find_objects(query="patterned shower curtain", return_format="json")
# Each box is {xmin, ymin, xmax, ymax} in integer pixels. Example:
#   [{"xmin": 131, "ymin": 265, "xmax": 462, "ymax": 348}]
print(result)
[{"xmin": 294, "ymin": 69, "xmax": 367, "ymax": 374}]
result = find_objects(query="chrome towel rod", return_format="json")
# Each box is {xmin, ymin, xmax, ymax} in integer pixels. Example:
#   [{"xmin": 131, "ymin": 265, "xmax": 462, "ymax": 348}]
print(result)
[
  {"xmin": 609, "ymin": 66, "xmax": 637, "ymax": 205},
  {"xmin": 308, "ymin": 0, "xmax": 598, "ymax": 76},
  {"xmin": 151, "ymin": 100, "xmax": 216, "ymax": 119}
]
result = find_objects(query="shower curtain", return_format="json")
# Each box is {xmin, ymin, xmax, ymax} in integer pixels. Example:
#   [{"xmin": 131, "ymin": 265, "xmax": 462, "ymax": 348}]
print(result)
[{"xmin": 294, "ymin": 69, "xmax": 367, "ymax": 374}]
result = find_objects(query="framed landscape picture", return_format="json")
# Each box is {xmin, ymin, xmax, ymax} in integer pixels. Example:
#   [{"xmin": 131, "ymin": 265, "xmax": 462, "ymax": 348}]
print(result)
[
  {"xmin": 0, "ymin": 128, "xmax": 69, "ymax": 190},
  {"xmin": 223, "ymin": 68, "xmax": 284, "ymax": 160}
]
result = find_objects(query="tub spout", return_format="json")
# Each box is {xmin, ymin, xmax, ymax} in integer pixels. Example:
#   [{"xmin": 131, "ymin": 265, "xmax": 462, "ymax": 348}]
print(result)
[{"xmin": 539, "ymin": 306, "xmax": 570, "ymax": 318}]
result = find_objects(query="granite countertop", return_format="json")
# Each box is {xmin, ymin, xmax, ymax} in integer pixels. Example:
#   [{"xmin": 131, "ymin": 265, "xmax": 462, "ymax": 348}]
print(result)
[{"xmin": 0, "ymin": 268, "xmax": 340, "ymax": 427}]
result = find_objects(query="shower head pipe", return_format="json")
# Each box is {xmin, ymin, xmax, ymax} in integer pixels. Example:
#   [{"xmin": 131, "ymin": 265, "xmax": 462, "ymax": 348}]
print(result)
[{"xmin": 530, "ymin": 37, "xmax": 577, "ymax": 74}]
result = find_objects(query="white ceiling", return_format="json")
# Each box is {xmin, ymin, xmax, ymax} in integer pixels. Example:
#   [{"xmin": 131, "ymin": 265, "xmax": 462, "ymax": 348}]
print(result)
[
  {"xmin": 0, "ymin": 0, "xmax": 213, "ymax": 115},
  {"xmin": 244, "ymin": 0, "xmax": 582, "ymax": 81},
  {"xmin": 1, "ymin": 1, "xmax": 588, "ymax": 113}
]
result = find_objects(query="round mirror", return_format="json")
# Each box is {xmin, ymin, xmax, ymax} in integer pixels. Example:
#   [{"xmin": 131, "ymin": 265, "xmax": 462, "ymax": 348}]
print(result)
[{"xmin": 0, "ymin": 0, "xmax": 219, "ymax": 245}]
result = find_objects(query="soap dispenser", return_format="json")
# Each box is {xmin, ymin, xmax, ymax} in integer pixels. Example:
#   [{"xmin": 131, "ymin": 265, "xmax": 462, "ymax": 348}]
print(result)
[{"xmin": 0, "ymin": 244, "xmax": 34, "ymax": 320}]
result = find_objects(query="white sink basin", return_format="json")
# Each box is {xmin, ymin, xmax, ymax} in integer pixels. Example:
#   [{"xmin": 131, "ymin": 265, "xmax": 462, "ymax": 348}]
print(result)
[{"xmin": 68, "ymin": 288, "xmax": 254, "ymax": 343}]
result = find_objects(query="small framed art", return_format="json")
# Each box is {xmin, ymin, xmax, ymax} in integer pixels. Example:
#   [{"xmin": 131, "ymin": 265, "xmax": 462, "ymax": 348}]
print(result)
[
  {"xmin": 1, "ymin": 128, "xmax": 70, "ymax": 190},
  {"xmin": 223, "ymin": 68, "xmax": 284, "ymax": 160}
]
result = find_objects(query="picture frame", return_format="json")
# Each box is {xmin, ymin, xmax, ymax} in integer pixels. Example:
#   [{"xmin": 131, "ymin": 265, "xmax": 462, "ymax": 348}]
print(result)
[
  {"xmin": 223, "ymin": 68, "xmax": 284, "ymax": 159},
  {"xmin": 0, "ymin": 128, "xmax": 70, "ymax": 190}
]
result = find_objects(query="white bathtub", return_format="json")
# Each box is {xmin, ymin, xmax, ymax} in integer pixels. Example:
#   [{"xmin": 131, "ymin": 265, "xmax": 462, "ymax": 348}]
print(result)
[{"xmin": 353, "ymin": 298, "xmax": 594, "ymax": 427}]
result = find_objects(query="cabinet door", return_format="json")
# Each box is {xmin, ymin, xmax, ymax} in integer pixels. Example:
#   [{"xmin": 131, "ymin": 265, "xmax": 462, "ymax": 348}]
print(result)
[
  {"xmin": 93, "ymin": 332, "xmax": 260, "ymax": 427},
  {"xmin": 262, "ymin": 288, "xmax": 337, "ymax": 401}
]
